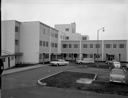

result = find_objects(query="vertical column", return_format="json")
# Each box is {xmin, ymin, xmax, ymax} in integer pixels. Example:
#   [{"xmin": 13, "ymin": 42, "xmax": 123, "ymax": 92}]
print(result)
[{"xmin": 102, "ymin": 40, "xmax": 104, "ymax": 61}]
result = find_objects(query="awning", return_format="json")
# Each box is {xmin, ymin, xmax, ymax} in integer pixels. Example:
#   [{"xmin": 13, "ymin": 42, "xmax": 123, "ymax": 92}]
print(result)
[{"xmin": 0, "ymin": 52, "xmax": 23, "ymax": 58}]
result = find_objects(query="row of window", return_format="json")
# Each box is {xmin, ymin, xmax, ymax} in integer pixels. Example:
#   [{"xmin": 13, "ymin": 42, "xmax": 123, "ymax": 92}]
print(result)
[
  {"xmin": 40, "ymin": 41, "xmax": 49, "ymax": 47},
  {"xmin": 51, "ymin": 43, "xmax": 58, "ymax": 48},
  {"xmin": 40, "ymin": 41, "xmax": 58, "ymax": 48},
  {"xmin": 43, "ymin": 28, "xmax": 58, "ymax": 38},
  {"xmin": 62, "ymin": 43, "xmax": 125, "ymax": 49},
  {"xmin": 63, "ymin": 44, "xmax": 78, "ymax": 48}
]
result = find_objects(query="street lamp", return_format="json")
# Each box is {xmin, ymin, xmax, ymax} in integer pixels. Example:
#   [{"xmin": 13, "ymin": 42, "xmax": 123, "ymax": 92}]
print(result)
[{"xmin": 96, "ymin": 27, "xmax": 105, "ymax": 62}]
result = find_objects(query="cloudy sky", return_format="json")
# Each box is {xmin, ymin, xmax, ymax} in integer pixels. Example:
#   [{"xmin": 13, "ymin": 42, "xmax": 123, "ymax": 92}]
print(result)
[{"xmin": 2, "ymin": 0, "xmax": 128, "ymax": 40}]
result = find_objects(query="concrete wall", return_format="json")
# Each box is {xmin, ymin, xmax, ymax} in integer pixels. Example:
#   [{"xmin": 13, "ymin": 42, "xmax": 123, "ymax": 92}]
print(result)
[
  {"xmin": 61, "ymin": 41, "xmax": 80, "ymax": 53},
  {"xmin": 20, "ymin": 22, "xmax": 40, "ymax": 63},
  {"xmin": 55, "ymin": 22, "xmax": 76, "ymax": 34},
  {"xmin": 2, "ymin": 21, "xmax": 15, "ymax": 54},
  {"xmin": 61, "ymin": 40, "xmax": 128, "ymax": 62}
]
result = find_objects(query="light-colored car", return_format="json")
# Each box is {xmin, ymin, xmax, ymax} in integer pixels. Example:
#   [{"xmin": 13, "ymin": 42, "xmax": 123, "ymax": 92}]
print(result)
[
  {"xmin": 50, "ymin": 59, "xmax": 69, "ymax": 66},
  {"xmin": 76, "ymin": 58, "xmax": 94, "ymax": 64},
  {"xmin": 109, "ymin": 68, "xmax": 126, "ymax": 83},
  {"xmin": 109, "ymin": 61, "xmax": 121, "ymax": 70}
]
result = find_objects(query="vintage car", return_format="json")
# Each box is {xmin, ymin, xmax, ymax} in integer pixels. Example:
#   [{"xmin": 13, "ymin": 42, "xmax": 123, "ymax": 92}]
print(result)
[
  {"xmin": 76, "ymin": 58, "xmax": 94, "ymax": 64},
  {"xmin": 50, "ymin": 59, "xmax": 69, "ymax": 66},
  {"xmin": 109, "ymin": 68, "xmax": 126, "ymax": 83},
  {"xmin": 109, "ymin": 61, "xmax": 121, "ymax": 70}
]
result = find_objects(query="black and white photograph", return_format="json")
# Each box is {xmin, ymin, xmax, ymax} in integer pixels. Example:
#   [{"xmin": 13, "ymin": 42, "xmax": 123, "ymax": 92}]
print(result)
[{"xmin": 1, "ymin": 0, "xmax": 128, "ymax": 98}]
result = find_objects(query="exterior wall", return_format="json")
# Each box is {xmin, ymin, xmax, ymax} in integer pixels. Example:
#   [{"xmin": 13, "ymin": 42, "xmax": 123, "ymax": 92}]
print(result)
[
  {"xmin": 2, "ymin": 20, "xmax": 15, "ymax": 54},
  {"xmin": 55, "ymin": 22, "xmax": 76, "ymax": 34},
  {"xmin": 50, "ymin": 28, "xmax": 58, "ymax": 54},
  {"xmin": 1, "ymin": 20, "xmax": 16, "ymax": 68},
  {"xmin": 61, "ymin": 41, "xmax": 80, "ymax": 53},
  {"xmin": 61, "ymin": 40, "xmax": 128, "ymax": 62},
  {"xmin": 20, "ymin": 22, "xmax": 40, "ymax": 64},
  {"xmin": 103, "ymin": 40, "xmax": 127, "ymax": 62}
]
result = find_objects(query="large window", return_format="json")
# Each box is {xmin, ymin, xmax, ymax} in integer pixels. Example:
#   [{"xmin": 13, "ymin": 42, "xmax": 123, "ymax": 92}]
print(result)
[
  {"xmin": 83, "ymin": 44, "xmax": 87, "ymax": 48},
  {"xmin": 15, "ymin": 26, "xmax": 19, "ymax": 32},
  {"xmin": 43, "ymin": 41, "xmax": 45, "ymax": 46},
  {"xmin": 82, "ymin": 37, "xmax": 87, "ymax": 40},
  {"xmin": 90, "ymin": 44, "xmax": 93, "ymax": 48},
  {"xmin": 46, "ymin": 41, "xmax": 49, "ymax": 47},
  {"xmin": 113, "ymin": 44, "xmax": 117, "ymax": 48},
  {"xmin": 66, "ymin": 36, "xmax": 69, "ymax": 40},
  {"xmin": 65, "ymin": 28, "xmax": 69, "ymax": 31},
  {"xmin": 55, "ymin": 43, "xmax": 58, "ymax": 48},
  {"xmin": 55, "ymin": 34, "xmax": 58, "ymax": 38},
  {"xmin": 119, "ymin": 44, "xmax": 125, "ymax": 48},
  {"xmin": 74, "ymin": 44, "xmax": 78, "ymax": 48},
  {"xmin": 69, "ymin": 44, "xmax": 72, "ymax": 48},
  {"xmin": 96, "ymin": 44, "xmax": 100, "ymax": 48},
  {"xmin": 63, "ymin": 44, "xmax": 68, "ymax": 48},
  {"xmin": 15, "ymin": 40, "xmax": 19, "ymax": 45},
  {"xmin": 105, "ymin": 44, "xmax": 111, "ymax": 48}
]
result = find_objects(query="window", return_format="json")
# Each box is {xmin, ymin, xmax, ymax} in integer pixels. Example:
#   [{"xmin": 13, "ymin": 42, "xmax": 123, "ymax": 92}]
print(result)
[
  {"xmin": 15, "ymin": 40, "xmax": 19, "ymax": 45},
  {"xmin": 15, "ymin": 26, "xmax": 19, "ymax": 32},
  {"xmin": 39, "ymin": 54, "xmax": 42, "ymax": 59},
  {"xmin": 119, "ymin": 44, "xmax": 125, "ymax": 48},
  {"xmin": 55, "ymin": 34, "xmax": 58, "ymax": 38},
  {"xmin": 40, "ymin": 41, "xmax": 43, "ymax": 46},
  {"xmin": 62, "ymin": 44, "xmax": 68, "ymax": 48},
  {"xmin": 46, "ymin": 42, "xmax": 49, "ymax": 47},
  {"xmin": 90, "ymin": 44, "xmax": 93, "ymax": 48},
  {"xmin": 96, "ymin": 44, "xmax": 100, "ymax": 48},
  {"xmin": 43, "ymin": 41, "xmax": 45, "ymax": 46},
  {"xmin": 65, "ymin": 28, "xmax": 69, "ymax": 31},
  {"xmin": 83, "ymin": 44, "xmax": 87, "ymax": 48},
  {"xmin": 43, "ymin": 29, "xmax": 46, "ymax": 34},
  {"xmin": 113, "ymin": 44, "xmax": 116, "ymax": 48},
  {"xmin": 82, "ymin": 37, "xmax": 87, "ymax": 40},
  {"xmin": 69, "ymin": 44, "xmax": 72, "ymax": 48},
  {"xmin": 11, "ymin": 56, "xmax": 14, "ymax": 60},
  {"xmin": 66, "ymin": 36, "xmax": 69, "ymax": 40},
  {"xmin": 74, "ymin": 44, "xmax": 78, "ymax": 48},
  {"xmin": 105, "ymin": 44, "xmax": 111, "ymax": 48},
  {"xmin": 55, "ymin": 43, "xmax": 58, "ymax": 48}
]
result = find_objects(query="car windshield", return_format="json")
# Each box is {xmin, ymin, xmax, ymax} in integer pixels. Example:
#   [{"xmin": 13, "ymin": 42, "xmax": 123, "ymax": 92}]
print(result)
[
  {"xmin": 113, "ymin": 62, "xmax": 120, "ymax": 65},
  {"xmin": 111, "ymin": 69, "xmax": 124, "ymax": 75},
  {"xmin": 58, "ymin": 59, "xmax": 64, "ymax": 62}
]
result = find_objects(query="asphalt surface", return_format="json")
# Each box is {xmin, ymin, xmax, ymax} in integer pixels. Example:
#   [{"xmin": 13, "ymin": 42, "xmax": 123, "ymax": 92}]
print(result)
[{"xmin": 1, "ymin": 63, "xmax": 128, "ymax": 98}]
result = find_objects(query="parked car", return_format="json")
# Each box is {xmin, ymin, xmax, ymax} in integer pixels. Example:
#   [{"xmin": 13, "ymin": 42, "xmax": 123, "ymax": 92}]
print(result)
[
  {"xmin": 76, "ymin": 58, "xmax": 94, "ymax": 64},
  {"xmin": 109, "ymin": 61, "xmax": 121, "ymax": 70},
  {"xmin": 50, "ymin": 59, "xmax": 69, "ymax": 66},
  {"xmin": 109, "ymin": 68, "xmax": 126, "ymax": 83}
]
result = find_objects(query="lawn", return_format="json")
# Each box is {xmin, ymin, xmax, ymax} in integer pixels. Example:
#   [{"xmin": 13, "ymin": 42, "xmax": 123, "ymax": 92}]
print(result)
[{"xmin": 39, "ymin": 71, "xmax": 128, "ymax": 96}]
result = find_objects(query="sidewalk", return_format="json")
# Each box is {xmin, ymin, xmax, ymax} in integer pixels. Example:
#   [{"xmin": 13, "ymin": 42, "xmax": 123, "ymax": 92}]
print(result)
[{"xmin": 2, "ymin": 64, "xmax": 48, "ymax": 75}]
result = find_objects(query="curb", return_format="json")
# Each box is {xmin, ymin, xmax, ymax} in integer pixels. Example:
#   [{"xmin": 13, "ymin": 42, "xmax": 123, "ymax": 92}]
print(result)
[
  {"xmin": 2, "ymin": 64, "xmax": 48, "ymax": 75},
  {"xmin": 37, "ymin": 71, "xmax": 64, "ymax": 86}
]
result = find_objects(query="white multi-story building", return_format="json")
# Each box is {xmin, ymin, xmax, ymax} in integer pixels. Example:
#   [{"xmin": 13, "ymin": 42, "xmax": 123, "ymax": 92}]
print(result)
[
  {"xmin": 1, "ymin": 20, "xmax": 59, "ymax": 69},
  {"xmin": 1, "ymin": 20, "xmax": 22, "ymax": 69},
  {"xmin": 20, "ymin": 21, "xmax": 59, "ymax": 64},
  {"xmin": 1, "ymin": 20, "xmax": 128, "ymax": 69}
]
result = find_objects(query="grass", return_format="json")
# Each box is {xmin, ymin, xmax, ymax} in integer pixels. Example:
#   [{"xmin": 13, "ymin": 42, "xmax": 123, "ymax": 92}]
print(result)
[{"xmin": 39, "ymin": 71, "xmax": 128, "ymax": 96}]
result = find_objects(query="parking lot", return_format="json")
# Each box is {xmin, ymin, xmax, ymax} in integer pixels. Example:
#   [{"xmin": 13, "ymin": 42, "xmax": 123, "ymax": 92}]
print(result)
[
  {"xmin": 2, "ymin": 62, "xmax": 128, "ymax": 98},
  {"xmin": 41, "ymin": 62, "xmax": 128, "ymax": 96}
]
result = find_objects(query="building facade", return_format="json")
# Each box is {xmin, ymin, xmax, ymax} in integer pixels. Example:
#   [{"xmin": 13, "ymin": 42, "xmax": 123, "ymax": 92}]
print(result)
[
  {"xmin": 1, "ymin": 20, "xmax": 128, "ymax": 69},
  {"xmin": 1, "ymin": 20, "xmax": 22, "ymax": 69},
  {"xmin": 20, "ymin": 21, "xmax": 59, "ymax": 64},
  {"xmin": 61, "ymin": 40, "xmax": 128, "ymax": 62}
]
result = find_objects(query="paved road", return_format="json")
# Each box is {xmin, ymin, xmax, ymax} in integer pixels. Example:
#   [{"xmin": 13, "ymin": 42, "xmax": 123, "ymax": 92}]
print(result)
[{"xmin": 1, "ymin": 63, "xmax": 128, "ymax": 98}]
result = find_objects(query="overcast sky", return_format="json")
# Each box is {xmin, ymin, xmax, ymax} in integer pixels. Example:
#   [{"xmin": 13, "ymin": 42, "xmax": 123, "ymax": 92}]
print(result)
[{"xmin": 2, "ymin": 0, "xmax": 128, "ymax": 40}]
